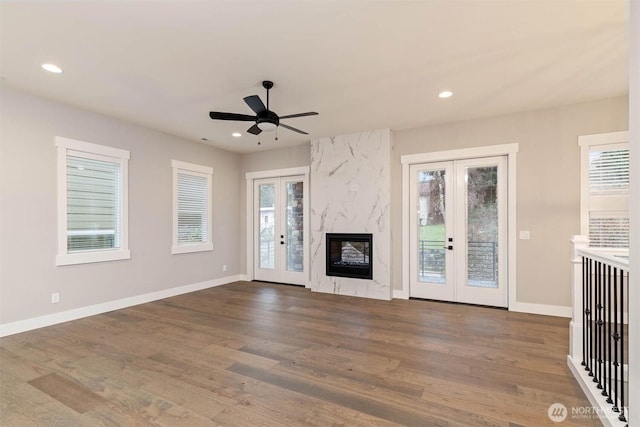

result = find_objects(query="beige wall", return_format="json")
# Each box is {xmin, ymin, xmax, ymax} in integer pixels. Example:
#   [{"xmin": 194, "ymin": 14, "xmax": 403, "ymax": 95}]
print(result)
[
  {"xmin": 241, "ymin": 144, "xmax": 310, "ymax": 173},
  {"xmin": 392, "ymin": 96, "xmax": 628, "ymax": 308},
  {"xmin": 0, "ymin": 87, "xmax": 242, "ymax": 324}
]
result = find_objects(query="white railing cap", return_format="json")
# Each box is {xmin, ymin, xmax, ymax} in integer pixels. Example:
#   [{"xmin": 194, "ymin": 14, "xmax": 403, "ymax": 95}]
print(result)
[{"xmin": 576, "ymin": 247, "xmax": 629, "ymax": 272}]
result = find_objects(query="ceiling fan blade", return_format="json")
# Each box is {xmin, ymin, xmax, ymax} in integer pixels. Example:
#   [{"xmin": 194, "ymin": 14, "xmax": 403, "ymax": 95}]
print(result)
[
  {"xmin": 280, "ymin": 123, "xmax": 308, "ymax": 135},
  {"xmin": 279, "ymin": 112, "xmax": 319, "ymax": 120},
  {"xmin": 243, "ymin": 95, "xmax": 266, "ymax": 114},
  {"xmin": 209, "ymin": 112, "xmax": 256, "ymax": 121},
  {"xmin": 247, "ymin": 124, "xmax": 262, "ymax": 135}
]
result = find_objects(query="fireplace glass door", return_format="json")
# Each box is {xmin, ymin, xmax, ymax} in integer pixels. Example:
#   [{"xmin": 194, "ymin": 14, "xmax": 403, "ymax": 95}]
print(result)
[
  {"xmin": 326, "ymin": 233, "xmax": 373, "ymax": 279},
  {"xmin": 253, "ymin": 175, "xmax": 306, "ymax": 285}
]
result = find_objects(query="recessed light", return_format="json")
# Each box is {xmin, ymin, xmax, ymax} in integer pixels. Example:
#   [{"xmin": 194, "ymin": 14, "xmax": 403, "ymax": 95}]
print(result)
[
  {"xmin": 42, "ymin": 63, "xmax": 63, "ymax": 74},
  {"xmin": 232, "ymin": 132, "xmax": 242, "ymax": 138},
  {"xmin": 438, "ymin": 90, "xmax": 453, "ymax": 99}
]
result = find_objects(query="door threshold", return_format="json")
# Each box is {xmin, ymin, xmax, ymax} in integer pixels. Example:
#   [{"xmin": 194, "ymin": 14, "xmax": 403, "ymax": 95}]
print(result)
[
  {"xmin": 251, "ymin": 280, "xmax": 304, "ymax": 287},
  {"xmin": 408, "ymin": 297, "xmax": 508, "ymax": 311}
]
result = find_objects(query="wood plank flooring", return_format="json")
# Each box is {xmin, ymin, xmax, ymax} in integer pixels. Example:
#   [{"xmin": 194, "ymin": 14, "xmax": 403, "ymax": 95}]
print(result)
[{"xmin": 0, "ymin": 281, "xmax": 600, "ymax": 426}]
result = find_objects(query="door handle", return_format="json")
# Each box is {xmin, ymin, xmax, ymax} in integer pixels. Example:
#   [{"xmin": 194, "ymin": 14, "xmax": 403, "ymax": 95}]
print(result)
[
  {"xmin": 280, "ymin": 241, "xmax": 285, "ymax": 245},
  {"xmin": 444, "ymin": 245, "xmax": 453, "ymax": 250}
]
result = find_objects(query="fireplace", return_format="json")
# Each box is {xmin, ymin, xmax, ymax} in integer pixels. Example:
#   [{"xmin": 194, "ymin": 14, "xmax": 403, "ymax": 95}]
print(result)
[{"xmin": 326, "ymin": 233, "xmax": 373, "ymax": 280}]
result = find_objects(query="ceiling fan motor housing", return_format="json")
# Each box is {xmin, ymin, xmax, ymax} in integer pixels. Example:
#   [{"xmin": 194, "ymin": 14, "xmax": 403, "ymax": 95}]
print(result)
[{"xmin": 257, "ymin": 110, "xmax": 279, "ymax": 129}]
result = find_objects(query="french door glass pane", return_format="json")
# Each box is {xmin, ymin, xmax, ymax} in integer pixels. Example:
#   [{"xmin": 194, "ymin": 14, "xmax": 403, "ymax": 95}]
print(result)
[
  {"xmin": 417, "ymin": 170, "xmax": 446, "ymax": 284},
  {"xmin": 466, "ymin": 166, "xmax": 498, "ymax": 288},
  {"xmin": 286, "ymin": 181, "xmax": 304, "ymax": 272},
  {"xmin": 259, "ymin": 184, "xmax": 275, "ymax": 269}
]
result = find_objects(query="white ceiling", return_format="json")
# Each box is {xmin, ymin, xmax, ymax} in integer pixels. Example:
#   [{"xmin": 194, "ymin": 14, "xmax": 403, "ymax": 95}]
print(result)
[{"xmin": 0, "ymin": 1, "xmax": 628, "ymax": 154}]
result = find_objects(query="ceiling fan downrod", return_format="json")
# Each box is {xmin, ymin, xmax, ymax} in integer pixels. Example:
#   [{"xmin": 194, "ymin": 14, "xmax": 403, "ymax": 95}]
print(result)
[{"xmin": 263, "ymin": 80, "xmax": 273, "ymax": 110}]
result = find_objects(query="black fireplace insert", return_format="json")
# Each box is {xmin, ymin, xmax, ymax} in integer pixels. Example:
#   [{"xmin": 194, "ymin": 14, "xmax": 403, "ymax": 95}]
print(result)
[{"xmin": 326, "ymin": 233, "xmax": 373, "ymax": 280}]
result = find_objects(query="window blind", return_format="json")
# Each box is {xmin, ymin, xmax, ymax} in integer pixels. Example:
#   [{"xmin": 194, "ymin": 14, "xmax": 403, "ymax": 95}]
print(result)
[
  {"xmin": 66, "ymin": 154, "xmax": 121, "ymax": 252},
  {"xmin": 589, "ymin": 214, "xmax": 629, "ymax": 248},
  {"xmin": 588, "ymin": 147, "xmax": 629, "ymax": 248},
  {"xmin": 589, "ymin": 149, "xmax": 629, "ymax": 194},
  {"xmin": 177, "ymin": 171, "xmax": 208, "ymax": 245}
]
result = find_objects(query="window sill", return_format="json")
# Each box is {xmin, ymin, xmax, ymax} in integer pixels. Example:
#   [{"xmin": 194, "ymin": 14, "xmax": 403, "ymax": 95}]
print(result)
[
  {"xmin": 171, "ymin": 243, "xmax": 214, "ymax": 255},
  {"xmin": 56, "ymin": 249, "xmax": 131, "ymax": 266}
]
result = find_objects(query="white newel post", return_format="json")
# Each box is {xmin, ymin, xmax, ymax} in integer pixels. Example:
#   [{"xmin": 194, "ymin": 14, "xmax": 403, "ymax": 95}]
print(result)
[{"xmin": 570, "ymin": 235, "xmax": 589, "ymax": 362}]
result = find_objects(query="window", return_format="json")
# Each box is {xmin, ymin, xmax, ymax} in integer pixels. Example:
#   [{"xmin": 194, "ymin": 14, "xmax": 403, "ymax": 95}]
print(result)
[
  {"xmin": 172, "ymin": 160, "xmax": 213, "ymax": 254},
  {"xmin": 56, "ymin": 137, "xmax": 130, "ymax": 266},
  {"xmin": 579, "ymin": 131, "xmax": 629, "ymax": 248}
]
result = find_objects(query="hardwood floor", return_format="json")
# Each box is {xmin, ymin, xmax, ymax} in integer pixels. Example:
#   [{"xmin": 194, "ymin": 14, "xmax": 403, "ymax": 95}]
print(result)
[{"xmin": 0, "ymin": 281, "xmax": 600, "ymax": 426}]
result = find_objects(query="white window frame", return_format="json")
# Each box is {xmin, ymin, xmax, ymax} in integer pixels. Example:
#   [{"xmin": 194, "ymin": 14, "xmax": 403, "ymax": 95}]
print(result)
[
  {"xmin": 55, "ymin": 136, "xmax": 131, "ymax": 266},
  {"xmin": 579, "ymin": 131, "xmax": 629, "ymax": 246},
  {"xmin": 171, "ymin": 160, "xmax": 213, "ymax": 254}
]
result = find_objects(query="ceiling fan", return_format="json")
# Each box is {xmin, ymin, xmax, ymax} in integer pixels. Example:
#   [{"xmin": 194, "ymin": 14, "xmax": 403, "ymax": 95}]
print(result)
[{"xmin": 209, "ymin": 80, "xmax": 318, "ymax": 136}]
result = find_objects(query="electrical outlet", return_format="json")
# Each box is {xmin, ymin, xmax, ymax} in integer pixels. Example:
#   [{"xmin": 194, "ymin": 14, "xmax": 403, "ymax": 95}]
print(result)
[
  {"xmin": 519, "ymin": 231, "xmax": 531, "ymax": 240},
  {"xmin": 51, "ymin": 293, "xmax": 60, "ymax": 304},
  {"xmin": 222, "ymin": 265, "xmax": 227, "ymax": 272}
]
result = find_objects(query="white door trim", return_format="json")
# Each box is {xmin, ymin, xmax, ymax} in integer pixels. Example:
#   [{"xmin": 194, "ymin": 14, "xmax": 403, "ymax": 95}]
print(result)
[
  {"xmin": 245, "ymin": 166, "xmax": 310, "ymax": 286},
  {"xmin": 400, "ymin": 143, "xmax": 518, "ymax": 309}
]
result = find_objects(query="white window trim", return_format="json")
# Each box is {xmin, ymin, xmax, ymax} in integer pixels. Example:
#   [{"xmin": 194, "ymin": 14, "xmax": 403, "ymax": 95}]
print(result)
[
  {"xmin": 578, "ymin": 131, "xmax": 629, "ymax": 237},
  {"xmin": 171, "ymin": 160, "xmax": 213, "ymax": 254},
  {"xmin": 55, "ymin": 136, "xmax": 131, "ymax": 266}
]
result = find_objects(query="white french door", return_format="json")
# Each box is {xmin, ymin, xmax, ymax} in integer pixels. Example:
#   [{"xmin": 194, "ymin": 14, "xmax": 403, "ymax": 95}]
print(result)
[
  {"xmin": 253, "ymin": 175, "xmax": 306, "ymax": 285},
  {"xmin": 409, "ymin": 156, "xmax": 508, "ymax": 307}
]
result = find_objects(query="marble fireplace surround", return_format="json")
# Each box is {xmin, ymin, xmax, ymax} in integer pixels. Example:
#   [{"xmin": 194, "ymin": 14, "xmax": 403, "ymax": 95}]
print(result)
[{"xmin": 309, "ymin": 129, "xmax": 392, "ymax": 300}]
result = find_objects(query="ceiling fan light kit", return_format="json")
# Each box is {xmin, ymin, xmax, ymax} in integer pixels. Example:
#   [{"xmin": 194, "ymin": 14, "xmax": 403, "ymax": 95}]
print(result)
[
  {"xmin": 257, "ymin": 121, "xmax": 277, "ymax": 132},
  {"xmin": 209, "ymin": 80, "xmax": 318, "ymax": 138}
]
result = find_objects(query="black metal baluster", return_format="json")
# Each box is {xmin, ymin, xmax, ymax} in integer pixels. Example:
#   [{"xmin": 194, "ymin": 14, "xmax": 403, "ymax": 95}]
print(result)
[
  {"xmin": 618, "ymin": 269, "xmax": 626, "ymax": 423},
  {"xmin": 587, "ymin": 257, "xmax": 593, "ymax": 376},
  {"xmin": 593, "ymin": 258, "xmax": 597, "ymax": 380},
  {"xmin": 599, "ymin": 261, "xmax": 605, "ymax": 389},
  {"xmin": 613, "ymin": 266, "xmax": 620, "ymax": 413},
  {"xmin": 582, "ymin": 257, "xmax": 587, "ymax": 368},
  {"xmin": 596, "ymin": 261, "xmax": 603, "ymax": 390},
  {"xmin": 603, "ymin": 264, "xmax": 611, "ymax": 399}
]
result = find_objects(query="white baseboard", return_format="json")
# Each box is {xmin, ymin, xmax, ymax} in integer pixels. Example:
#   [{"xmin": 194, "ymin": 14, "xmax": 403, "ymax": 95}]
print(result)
[
  {"xmin": 567, "ymin": 356, "xmax": 628, "ymax": 427},
  {"xmin": 393, "ymin": 288, "xmax": 409, "ymax": 299},
  {"xmin": 0, "ymin": 274, "xmax": 244, "ymax": 337},
  {"xmin": 510, "ymin": 302, "xmax": 572, "ymax": 318},
  {"xmin": 392, "ymin": 290, "xmax": 570, "ymax": 317}
]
